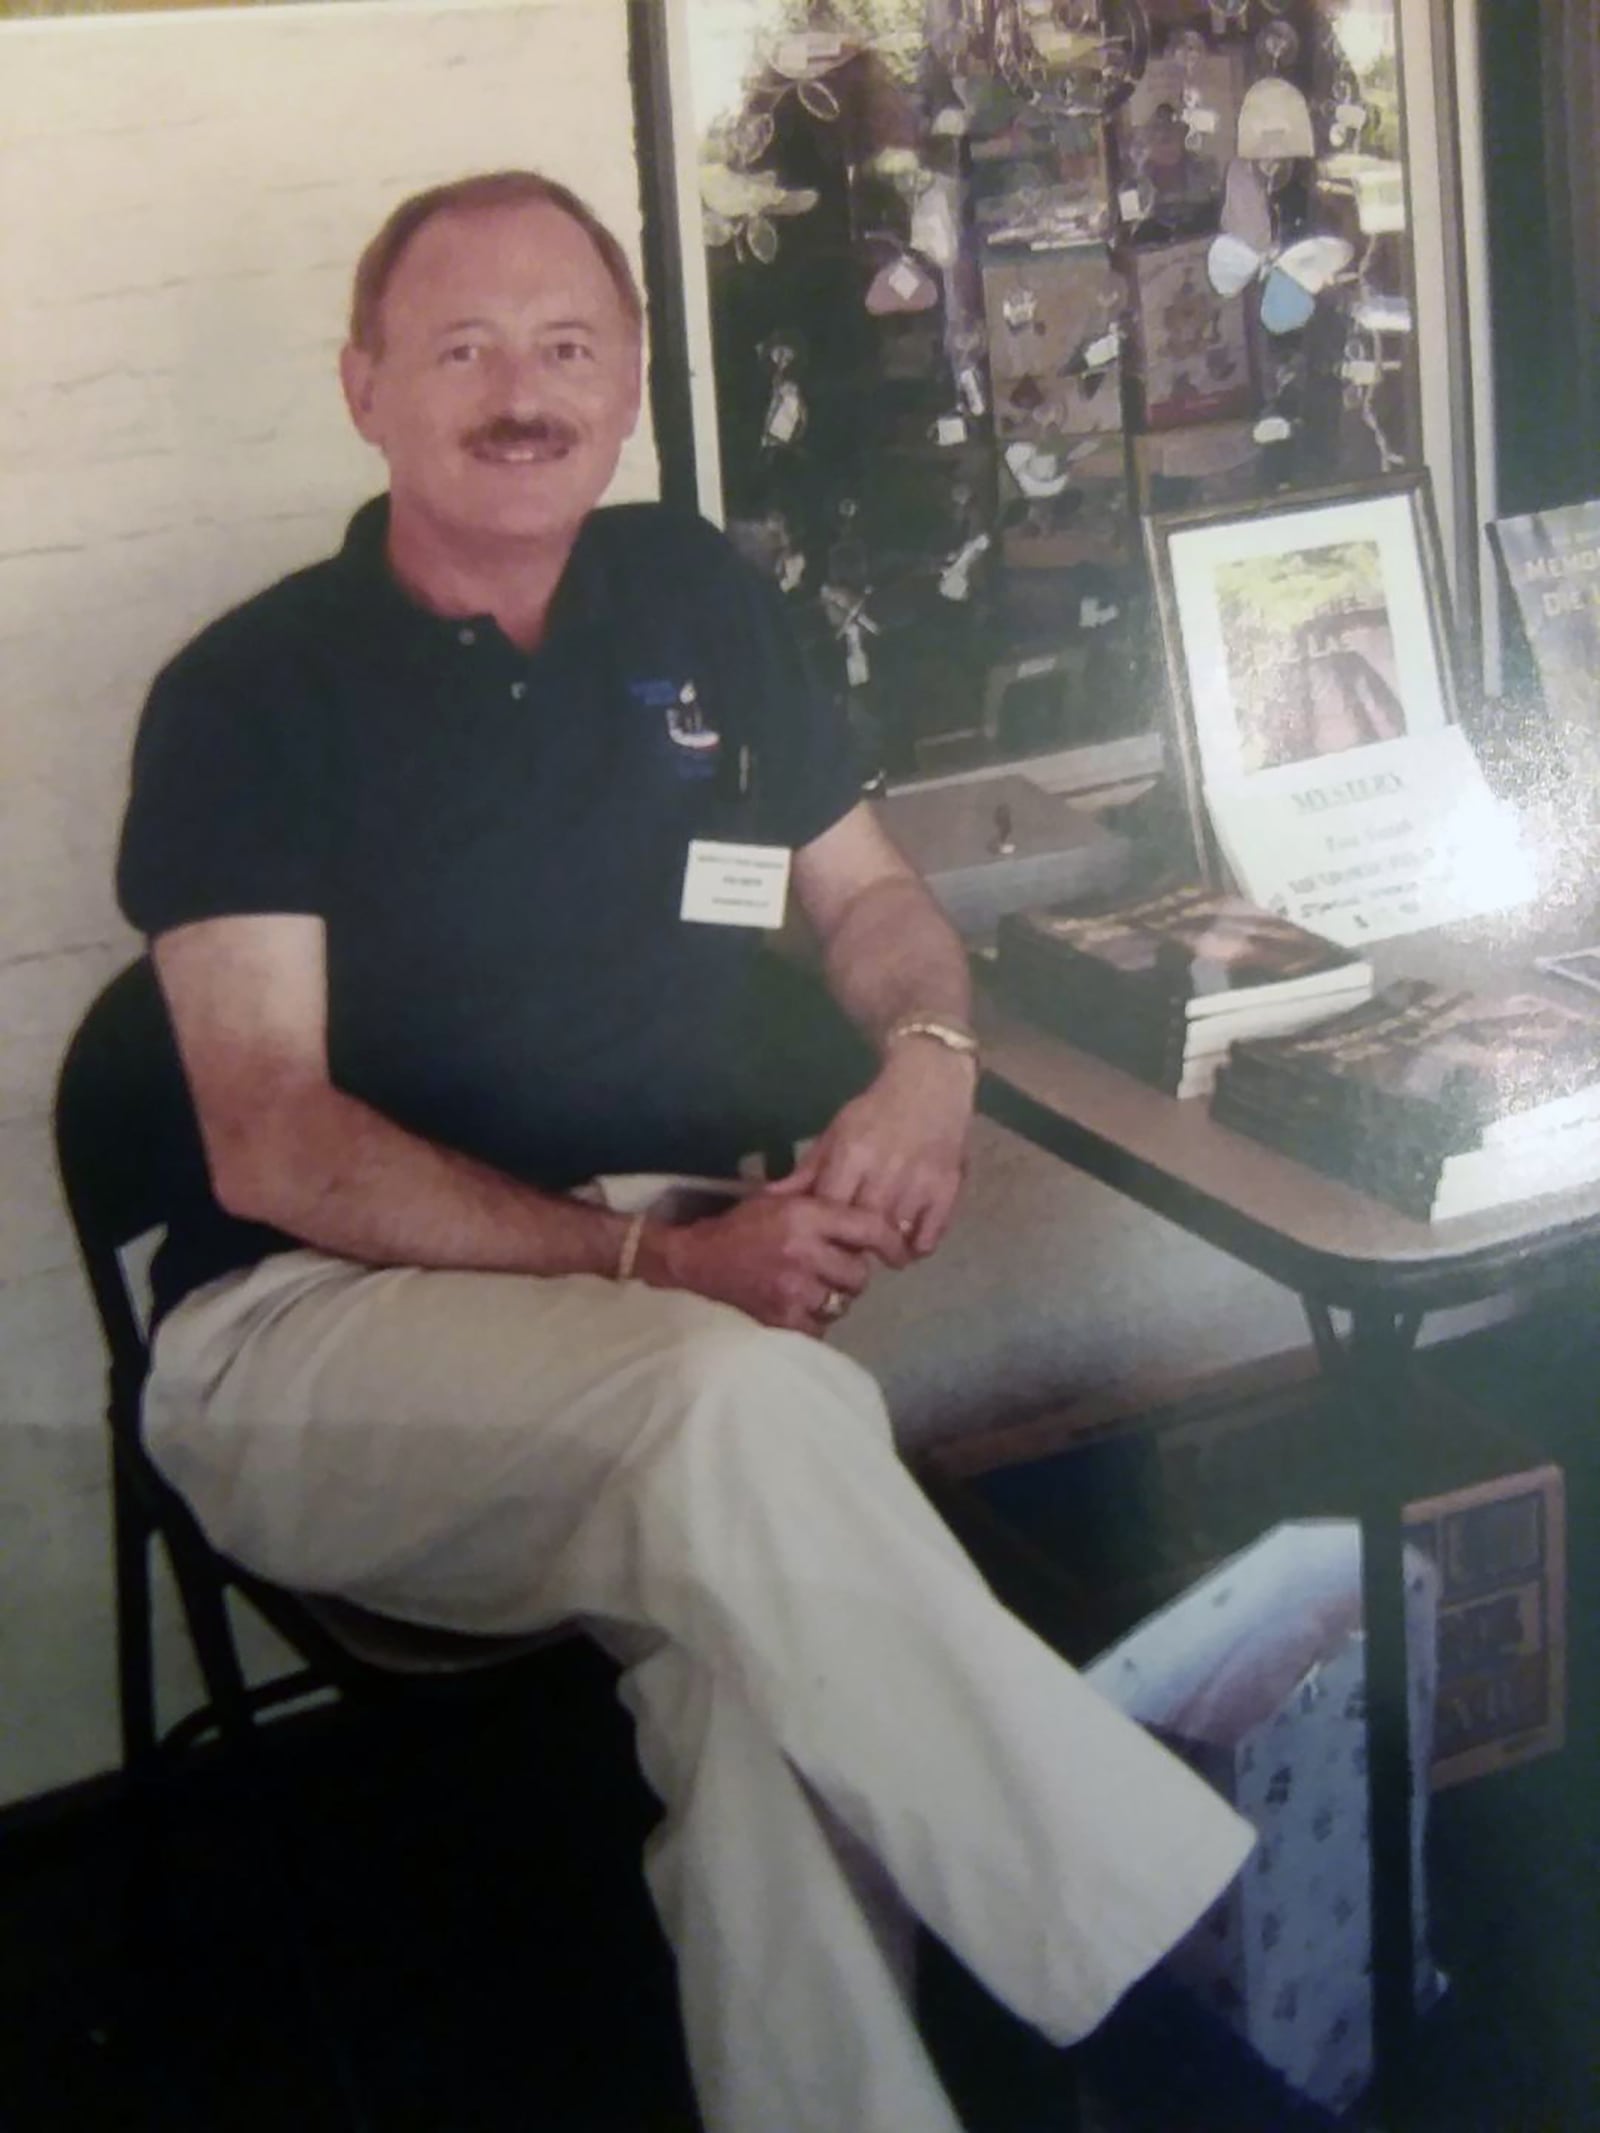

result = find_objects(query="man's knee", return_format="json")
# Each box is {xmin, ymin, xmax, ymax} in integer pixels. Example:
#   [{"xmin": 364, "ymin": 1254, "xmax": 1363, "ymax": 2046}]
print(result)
[{"xmin": 654, "ymin": 1311, "xmax": 895, "ymax": 1462}]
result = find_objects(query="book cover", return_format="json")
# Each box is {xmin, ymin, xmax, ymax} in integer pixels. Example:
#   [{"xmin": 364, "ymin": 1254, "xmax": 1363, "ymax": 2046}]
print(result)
[
  {"xmin": 1222, "ymin": 981, "xmax": 1600, "ymax": 1150},
  {"xmin": 1000, "ymin": 885, "xmax": 1367, "ymax": 1014},
  {"xmin": 1490, "ymin": 499, "xmax": 1600, "ymax": 735},
  {"xmin": 1212, "ymin": 1073, "xmax": 1600, "ymax": 1222},
  {"xmin": 996, "ymin": 948, "xmax": 1189, "ymax": 1087},
  {"xmin": 997, "ymin": 886, "xmax": 1372, "ymax": 1096},
  {"xmin": 1210, "ymin": 1075, "xmax": 1450, "ymax": 1216},
  {"xmin": 1203, "ymin": 728, "xmax": 1537, "ymax": 950}
]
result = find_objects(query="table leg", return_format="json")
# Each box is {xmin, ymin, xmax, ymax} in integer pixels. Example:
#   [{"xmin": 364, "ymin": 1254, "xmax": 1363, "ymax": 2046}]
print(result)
[{"xmin": 1304, "ymin": 1299, "xmax": 1424, "ymax": 2126}]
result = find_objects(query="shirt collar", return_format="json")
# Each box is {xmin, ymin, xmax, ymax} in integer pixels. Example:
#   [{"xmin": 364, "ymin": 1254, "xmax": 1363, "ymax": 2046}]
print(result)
[{"xmin": 334, "ymin": 494, "xmax": 616, "ymax": 650}]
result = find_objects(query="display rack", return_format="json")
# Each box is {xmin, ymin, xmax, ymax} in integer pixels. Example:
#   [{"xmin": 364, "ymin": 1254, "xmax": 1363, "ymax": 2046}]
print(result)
[{"xmin": 639, "ymin": 0, "xmax": 1464, "ymax": 796}]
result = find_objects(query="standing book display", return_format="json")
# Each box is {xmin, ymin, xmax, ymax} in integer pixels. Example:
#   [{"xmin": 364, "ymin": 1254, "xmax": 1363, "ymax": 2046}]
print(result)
[{"xmin": 1144, "ymin": 476, "xmax": 1536, "ymax": 942}]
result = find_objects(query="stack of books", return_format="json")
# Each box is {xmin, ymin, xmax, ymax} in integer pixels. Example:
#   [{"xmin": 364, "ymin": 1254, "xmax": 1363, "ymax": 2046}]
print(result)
[
  {"xmin": 995, "ymin": 885, "xmax": 1375, "ymax": 1097},
  {"xmin": 1211, "ymin": 977, "xmax": 1600, "ymax": 1221}
]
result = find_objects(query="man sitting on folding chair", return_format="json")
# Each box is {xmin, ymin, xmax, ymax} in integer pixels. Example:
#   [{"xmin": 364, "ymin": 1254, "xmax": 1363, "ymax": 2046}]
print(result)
[{"xmin": 115, "ymin": 169, "xmax": 1255, "ymax": 2133}]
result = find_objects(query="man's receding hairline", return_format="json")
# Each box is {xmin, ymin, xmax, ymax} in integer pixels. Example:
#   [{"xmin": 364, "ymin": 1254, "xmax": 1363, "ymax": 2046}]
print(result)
[{"xmin": 349, "ymin": 171, "xmax": 643, "ymax": 354}]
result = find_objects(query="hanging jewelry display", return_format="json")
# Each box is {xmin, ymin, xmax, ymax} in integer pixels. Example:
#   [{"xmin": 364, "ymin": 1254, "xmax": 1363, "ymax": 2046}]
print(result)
[
  {"xmin": 757, "ymin": 335, "xmax": 810, "ymax": 451},
  {"xmin": 672, "ymin": 0, "xmax": 1424, "ymax": 785}
]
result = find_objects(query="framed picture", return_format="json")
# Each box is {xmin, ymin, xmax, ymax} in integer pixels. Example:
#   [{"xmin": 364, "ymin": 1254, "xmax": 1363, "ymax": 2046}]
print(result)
[
  {"xmin": 1127, "ymin": 236, "xmax": 1255, "ymax": 431},
  {"xmin": 1144, "ymin": 473, "xmax": 1457, "ymax": 880}
]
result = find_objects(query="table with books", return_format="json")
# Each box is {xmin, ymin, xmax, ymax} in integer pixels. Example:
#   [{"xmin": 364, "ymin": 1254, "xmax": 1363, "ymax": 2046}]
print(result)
[{"xmin": 974, "ymin": 882, "xmax": 1600, "ymax": 2118}]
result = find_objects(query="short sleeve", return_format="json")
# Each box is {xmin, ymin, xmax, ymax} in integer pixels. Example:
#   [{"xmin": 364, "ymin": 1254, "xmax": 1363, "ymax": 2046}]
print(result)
[
  {"xmin": 117, "ymin": 625, "xmax": 328, "ymax": 938},
  {"xmin": 699, "ymin": 529, "xmax": 864, "ymax": 851}
]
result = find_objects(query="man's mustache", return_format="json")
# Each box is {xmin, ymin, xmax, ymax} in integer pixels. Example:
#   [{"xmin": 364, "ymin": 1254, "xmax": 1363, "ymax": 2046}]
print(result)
[{"xmin": 462, "ymin": 414, "xmax": 581, "ymax": 454}]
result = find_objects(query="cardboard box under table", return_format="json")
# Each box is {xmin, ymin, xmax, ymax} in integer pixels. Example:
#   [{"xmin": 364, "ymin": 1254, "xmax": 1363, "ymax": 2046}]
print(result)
[
  {"xmin": 1086, "ymin": 1519, "xmax": 1443, "ymax": 2115},
  {"xmin": 1139, "ymin": 1379, "xmax": 1569, "ymax": 1792},
  {"xmin": 1404, "ymin": 1462, "xmax": 1566, "ymax": 1789},
  {"xmin": 959, "ymin": 1367, "xmax": 1567, "ymax": 1793}
]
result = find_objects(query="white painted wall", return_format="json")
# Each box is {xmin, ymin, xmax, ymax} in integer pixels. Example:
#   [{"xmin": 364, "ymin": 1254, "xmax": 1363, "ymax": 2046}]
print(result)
[
  {"xmin": 0, "ymin": 0, "xmax": 651, "ymax": 1807},
  {"xmin": 0, "ymin": 0, "xmax": 1498, "ymax": 1817}
]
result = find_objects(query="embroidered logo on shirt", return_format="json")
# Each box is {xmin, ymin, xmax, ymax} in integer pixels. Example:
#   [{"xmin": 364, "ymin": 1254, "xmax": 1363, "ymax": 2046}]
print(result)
[{"xmin": 627, "ymin": 677, "xmax": 722, "ymax": 778}]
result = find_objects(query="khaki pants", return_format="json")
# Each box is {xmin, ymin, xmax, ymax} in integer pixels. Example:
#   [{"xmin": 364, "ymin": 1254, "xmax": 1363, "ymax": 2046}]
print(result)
[{"xmin": 146, "ymin": 1248, "xmax": 1254, "ymax": 2133}]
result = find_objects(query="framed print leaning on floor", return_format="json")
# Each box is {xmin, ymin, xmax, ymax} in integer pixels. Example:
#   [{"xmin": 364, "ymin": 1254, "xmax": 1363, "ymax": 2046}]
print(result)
[{"xmin": 1145, "ymin": 476, "xmax": 1534, "ymax": 943}]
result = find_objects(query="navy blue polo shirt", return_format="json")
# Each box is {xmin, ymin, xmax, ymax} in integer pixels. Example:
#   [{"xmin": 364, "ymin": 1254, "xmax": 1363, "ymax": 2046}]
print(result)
[{"xmin": 117, "ymin": 496, "xmax": 860, "ymax": 1316}]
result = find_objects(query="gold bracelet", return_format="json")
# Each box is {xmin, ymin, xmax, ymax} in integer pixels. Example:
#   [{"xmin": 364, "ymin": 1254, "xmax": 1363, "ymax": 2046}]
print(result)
[
  {"xmin": 615, "ymin": 1212, "xmax": 648, "ymax": 1282},
  {"xmin": 884, "ymin": 1013, "xmax": 981, "ymax": 1066}
]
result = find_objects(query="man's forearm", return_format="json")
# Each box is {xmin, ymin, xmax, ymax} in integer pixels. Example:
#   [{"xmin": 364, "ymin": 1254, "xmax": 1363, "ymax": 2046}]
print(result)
[
  {"xmin": 212, "ymin": 1079, "xmax": 632, "ymax": 1278},
  {"xmin": 816, "ymin": 874, "xmax": 972, "ymax": 1052}
]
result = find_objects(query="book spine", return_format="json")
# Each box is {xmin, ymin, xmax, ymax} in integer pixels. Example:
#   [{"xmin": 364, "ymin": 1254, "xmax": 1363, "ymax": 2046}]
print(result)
[
  {"xmin": 1211, "ymin": 1078, "xmax": 1443, "ymax": 1218},
  {"xmin": 999, "ymin": 962, "xmax": 1187, "ymax": 1087}
]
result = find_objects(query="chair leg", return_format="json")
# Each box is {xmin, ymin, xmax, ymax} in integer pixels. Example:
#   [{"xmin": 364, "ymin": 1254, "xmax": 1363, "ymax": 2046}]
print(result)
[
  {"xmin": 112, "ymin": 1468, "xmax": 161, "ymax": 1785},
  {"xmin": 165, "ymin": 1540, "xmax": 258, "ymax": 1755},
  {"xmin": 109, "ymin": 1485, "xmax": 212, "ymax": 2125},
  {"xmin": 162, "ymin": 1540, "xmax": 377, "ymax": 2129}
]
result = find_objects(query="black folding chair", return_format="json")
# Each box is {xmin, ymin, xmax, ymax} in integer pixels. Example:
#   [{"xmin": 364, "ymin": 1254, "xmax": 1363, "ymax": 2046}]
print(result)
[
  {"xmin": 55, "ymin": 960, "xmax": 1101, "ymax": 2132},
  {"xmin": 53, "ymin": 958, "xmax": 559, "ymax": 1786}
]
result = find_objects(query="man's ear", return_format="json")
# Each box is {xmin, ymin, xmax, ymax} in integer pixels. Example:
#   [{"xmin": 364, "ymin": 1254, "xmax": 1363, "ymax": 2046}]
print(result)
[{"xmin": 339, "ymin": 342, "xmax": 381, "ymax": 444}]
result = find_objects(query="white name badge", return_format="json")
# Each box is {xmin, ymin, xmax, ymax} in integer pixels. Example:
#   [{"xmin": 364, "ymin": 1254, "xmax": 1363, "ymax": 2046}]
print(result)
[{"xmin": 680, "ymin": 839, "xmax": 792, "ymax": 929}]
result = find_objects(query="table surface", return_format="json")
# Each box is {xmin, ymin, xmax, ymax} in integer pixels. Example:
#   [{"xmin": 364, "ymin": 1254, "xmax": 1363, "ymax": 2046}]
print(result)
[
  {"xmin": 974, "ymin": 899, "xmax": 1600, "ymax": 2117},
  {"xmin": 975, "ymin": 913, "xmax": 1600, "ymax": 1311}
]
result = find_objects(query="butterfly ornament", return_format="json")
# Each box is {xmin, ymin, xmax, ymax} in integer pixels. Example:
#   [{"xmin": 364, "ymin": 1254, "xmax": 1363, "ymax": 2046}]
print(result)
[
  {"xmin": 715, "ymin": 25, "xmax": 857, "ymax": 176},
  {"xmin": 1005, "ymin": 436, "xmax": 1105, "ymax": 499},
  {"xmin": 701, "ymin": 162, "xmax": 821, "ymax": 265},
  {"xmin": 699, "ymin": 24, "xmax": 856, "ymax": 264},
  {"xmin": 1001, "ymin": 439, "xmax": 1108, "ymax": 547},
  {"xmin": 1206, "ymin": 160, "xmax": 1352, "ymax": 335},
  {"xmin": 989, "ymin": 0, "xmax": 1151, "ymax": 120}
]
